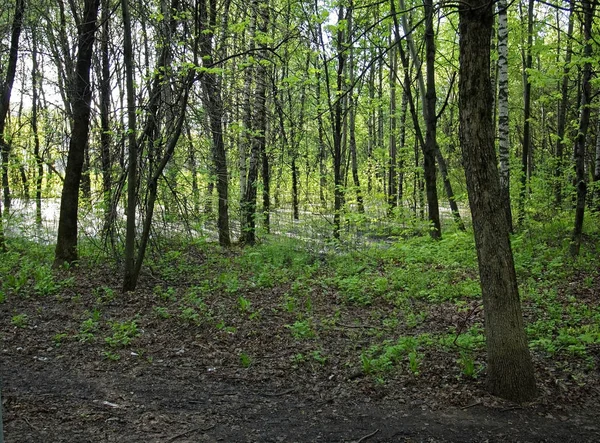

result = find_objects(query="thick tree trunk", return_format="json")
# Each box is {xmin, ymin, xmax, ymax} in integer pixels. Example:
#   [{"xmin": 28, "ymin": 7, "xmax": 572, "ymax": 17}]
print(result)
[
  {"xmin": 570, "ymin": 0, "xmax": 594, "ymax": 257},
  {"xmin": 497, "ymin": 0, "xmax": 513, "ymax": 231},
  {"xmin": 54, "ymin": 0, "xmax": 100, "ymax": 266},
  {"xmin": 199, "ymin": 0, "xmax": 230, "ymax": 247},
  {"xmin": 240, "ymin": 0, "xmax": 269, "ymax": 245},
  {"xmin": 458, "ymin": 0, "xmax": 536, "ymax": 403},
  {"xmin": 203, "ymin": 75, "xmax": 231, "ymax": 247}
]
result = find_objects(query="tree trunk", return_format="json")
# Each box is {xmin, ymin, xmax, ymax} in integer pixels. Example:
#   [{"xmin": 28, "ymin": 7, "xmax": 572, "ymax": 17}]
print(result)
[
  {"xmin": 99, "ymin": 0, "xmax": 113, "ymax": 226},
  {"xmin": 593, "ymin": 117, "xmax": 600, "ymax": 209},
  {"xmin": 396, "ymin": 0, "xmax": 442, "ymax": 237},
  {"xmin": 497, "ymin": 0, "xmax": 513, "ymax": 231},
  {"xmin": 554, "ymin": 2, "xmax": 574, "ymax": 207},
  {"xmin": 199, "ymin": 0, "xmax": 230, "ymax": 247},
  {"xmin": 518, "ymin": 0, "xmax": 534, "ymax": 225},
  {"xmin": 423, "ymin": 0, "xmax": 441, "ymax": 238},
  {"xmin": 570, "ymin": 0, "xmax": 594, "ymax": 257},
  {"xmin": 458, "ymin": 0, "xmax": 537, "ymax": 403},
  {"xmin": 122, "ymin": 0, "xmax": 138, "ymax": 291},
  {"xmin": 239, "ymin": 0, "xmax": 258, "ymax": 203},
  {"xmin": 388, "ymin": 31, "xmax": 398, "ymax": 214},
  {"xmin": 54, "ymin": 0, "xmax": 100, "ymax": 266},
  {"xmin": 240, "ymin": 0, "xmax": 269, "ymax": 245},
  {"xmin": 0, "ymin": 0, "xmax": 25, "ymax": 211},
  {"xmin": 347, "ymin": 5, "xmax": 364, "ymax": 214},
  {"xmin": 31, "ymin": 28, "xmax": 43, "ymax": 225}
]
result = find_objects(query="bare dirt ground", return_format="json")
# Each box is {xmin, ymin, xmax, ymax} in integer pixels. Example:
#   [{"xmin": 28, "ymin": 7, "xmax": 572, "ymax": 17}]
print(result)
[{"xmin": 2, "ymin": 250, "xmax": 600, "ymax": 442}]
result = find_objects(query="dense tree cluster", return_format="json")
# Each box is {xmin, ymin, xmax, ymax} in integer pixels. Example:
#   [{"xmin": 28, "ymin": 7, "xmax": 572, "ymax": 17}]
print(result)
[{"xmin": 0, "ymin": 0, "xmax": 597, "ymax": 401}]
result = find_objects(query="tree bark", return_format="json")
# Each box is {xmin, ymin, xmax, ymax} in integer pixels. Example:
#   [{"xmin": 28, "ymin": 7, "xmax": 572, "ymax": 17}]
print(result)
[
  {"xmin": 458, "ymin": 0, "xmax": 536, "ymax": 403},
  {"xmin": 554, "ymin": 2, "xmax": 574, "ymax": 207},
  {"xmin": 54, "ymin": 0, "xmax": 100, "ymax": 266},
  {"xmin": 497, "ymin": 0, "xmax": 513, "ymax": 231},
  {"xmin": 388, "ymin": 31, "xmax": 398, "ymax": 214},
  {"xmin": 31, "ymin": 28, "xmax": 43, "ymax": 225},
  {"xmin": 518, "ymin": 0, "xmax": 534, "ymax": 225},
  {"xmin": 570, "ymin": 0, "xmax": 594, "ymax": 257},
  {"xmin": 99, "ymin": 0, "xmax": 113, "ymax": 226},
  {"xmin": 122, "ymin": 0, "xmax": 138, "ymax": 291},
  {"xmin": 199, "ymin": 0, "xmax": 230, "ymax": 247},
  {"xmin": 0, "ymin": 0, "xmax": 25, "ymax": 211}
]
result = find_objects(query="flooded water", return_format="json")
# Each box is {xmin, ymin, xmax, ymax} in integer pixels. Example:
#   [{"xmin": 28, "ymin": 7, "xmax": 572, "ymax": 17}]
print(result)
[{"xmin": 1, "ymin": 197, "xmax": 470, "ymax": 251}]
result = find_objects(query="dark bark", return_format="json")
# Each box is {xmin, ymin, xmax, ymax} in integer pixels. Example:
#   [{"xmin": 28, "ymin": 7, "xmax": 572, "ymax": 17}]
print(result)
[
  {"xmin": 518, "ymin": 0, "xmax": 534, "ymax": 225},
  {"xmin": 199, "ymin": 0, "xmax": 230, "ymax": 247},
  {"xmin": 0, "ymin": 0, "xmax": 25, "ymax": 211},
  {"xmin": 422, "ymin": 0, "xmax": 441, "ymax": 238},
  {"xmin": 54, "ymin": 0, "xmax": 100, "ymax": 266},
  {"xmin": 570, "ymin": 0, "xmax": 594, "ymax": 257},
  {"xmin": 31, "ymin": 28, "xmax": 43, "ymax": 225},
  {"xmin": 388, "ymin": 32, "xmax": 398, "ymax": 214},
  {"xmin": 99, "ymin": 0, "xmax": 113, "ymax": 224},
  {"xmin": 122, "ymin": 0, "xmax": 138, "ymax": 292},
  {"xmin": 458, "ymin": 0, "xmax": 537, "ymax": 403},
  {"xmin": 554, "ymin": 3, "xmax": 575, "ymax": 207},
  {"xmin": 240, "ymin": 0, "xmax": 269, "ymax": 246},
  {"xmin": 261, "ymin": 134, "xmax": 270, "ymax": 232},
  {"xmin": 332, "ymin": 5, "xmax": 346, "ymax": 239}
]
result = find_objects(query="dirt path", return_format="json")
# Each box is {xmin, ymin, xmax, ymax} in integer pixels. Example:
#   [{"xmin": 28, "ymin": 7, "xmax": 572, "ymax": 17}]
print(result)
[{"xmin": 2, "ymin": 355, "xmax": 598, "ymax": 443}]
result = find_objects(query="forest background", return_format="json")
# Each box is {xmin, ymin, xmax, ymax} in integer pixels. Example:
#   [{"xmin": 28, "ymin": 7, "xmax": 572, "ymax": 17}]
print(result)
[{"xmin": 1, "ymin": 0, "xmax": 600, "ymax": 437}]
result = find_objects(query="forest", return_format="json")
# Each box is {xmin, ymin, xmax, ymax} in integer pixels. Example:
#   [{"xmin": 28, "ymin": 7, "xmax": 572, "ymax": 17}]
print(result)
[{"xmin": 1, "ymin": 0, "xmax": 599, "ymax": 441}]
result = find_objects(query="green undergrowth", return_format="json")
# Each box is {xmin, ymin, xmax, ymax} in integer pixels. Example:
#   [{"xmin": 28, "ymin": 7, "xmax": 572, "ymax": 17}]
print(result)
[{"xmin": 2, "ymin": 213, "xmax": 599, "ymax": 380}]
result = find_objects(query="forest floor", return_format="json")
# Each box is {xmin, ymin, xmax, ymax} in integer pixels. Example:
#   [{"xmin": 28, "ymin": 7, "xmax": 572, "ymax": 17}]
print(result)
[{"xmin": 2, "ymin": 233, "xmax": 600, "ymax": 442}]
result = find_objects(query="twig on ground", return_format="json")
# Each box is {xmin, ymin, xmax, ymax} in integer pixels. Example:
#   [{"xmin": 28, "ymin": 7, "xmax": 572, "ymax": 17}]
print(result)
[
  {"xmin": 356, "ymin": 428, "xmax": 380, "ymax": 442},
  {"xmin": 262, "ymin": 388, "xmax": 296, "ymax": 397},
  {"xmin": 166, "ymin": 424, "xmax": 216, "ymax": 442},
  {"xmin": 22, "ymin": 417, "xmax": 39, "ymax": 432},
  {"xmin": 336, "ymin": 322, "xmax": 383, "ymax": 330},
  {"xmin": 461, "ymin": 401, "xmax": 480, "ymax": 410}
]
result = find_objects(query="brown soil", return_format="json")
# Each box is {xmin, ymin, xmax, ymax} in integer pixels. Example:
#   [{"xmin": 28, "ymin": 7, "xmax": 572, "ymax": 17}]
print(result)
[{"xmin": 2, "ymin": 254, "xmax": 599, "ymax": 442}]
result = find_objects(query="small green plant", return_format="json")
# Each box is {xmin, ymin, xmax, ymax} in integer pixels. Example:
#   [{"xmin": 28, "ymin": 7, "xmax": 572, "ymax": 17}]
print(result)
[
  {"xmin": 457, "ymin": 350, "xmax": 479, "ymax": 378},
  {"xmin": 103, "ymin": 351, "xmax": 121, "ymax": 361},
  {"xmin": 286, "ymin": 320, "xmax": 315, "ymax": 339},
  {"xmin": 311, "ymin": 350, "xmax": 327, "ymax": 365},
  {"xmin": 240, "ymin": 352, "xmax": 252, "ymax": 368},
  {"xmin": 153, "ymin": 306, "xmax": 170, "ymax": 319},
  {"xmin": 237, "ymin": 296, "xmax": 251, "ymax": 312},
  {"xmin": 179, "ymin": 307, "xmax": 201, "ymax": 324},
  {"xmin": 153, "ymin": 285, "xmax": 177, "ymax": 301},
  {"xmin": 282, "ymin": 295, "xmax": 296, "ymax": 313},
  {"xmin": 94, "ymin": 286, "xmax": 116, "ymax": 303},
  {"xmin": 33, "ymin": 266, "xmax": 60, "ymax": 296},
  {"xmin": 215, "ymin": 320, "xmax": 236, "ymax": 333},
  {"xmin": 105, "ymin": 320, "xmax": 139, "ymax": 348},
  {"xmin": 11, "ymin": 313, "xmax": 29, "ymax": 328},
  {"xmin": 291, "ymin": 353, "xmax": 306, "ymax": 368},
  {"xmin": 53, "ymin": 333, "xmax": 69, "ymax": 346},
  {"xmin": 408, "ymin": 351, "xmax": 421, "ymax": 375},
  {"xmin": 77, "ymin": 319, "xmax": 98, "ymax": 343}
]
